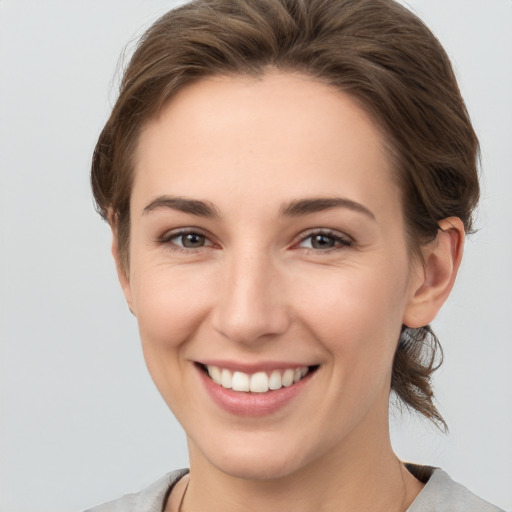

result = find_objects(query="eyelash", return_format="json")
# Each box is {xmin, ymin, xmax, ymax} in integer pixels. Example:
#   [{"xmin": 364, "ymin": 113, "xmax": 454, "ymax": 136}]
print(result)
[
  {"xmin": 157, "ymin": 229, "xmax": 213, "ymax": 252},
  {"xmin": 157, "ymin": 228, "xmax": 353, "ymax": 253},
  {"xmin": 295, "ymin": 229, "xmax": 353, "ymax": 252}
]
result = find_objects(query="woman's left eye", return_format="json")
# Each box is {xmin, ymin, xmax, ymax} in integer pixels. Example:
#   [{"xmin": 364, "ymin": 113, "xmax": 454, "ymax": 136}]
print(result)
[{"xmin": 297, "ymin": 231, "xmax": 352, "ymax": 250}]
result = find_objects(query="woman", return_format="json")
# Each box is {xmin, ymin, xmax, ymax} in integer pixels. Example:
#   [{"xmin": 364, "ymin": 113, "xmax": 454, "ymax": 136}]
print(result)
[{"xmin": 87, "ymin": 0, "xmax": 503, "ymax": 510}]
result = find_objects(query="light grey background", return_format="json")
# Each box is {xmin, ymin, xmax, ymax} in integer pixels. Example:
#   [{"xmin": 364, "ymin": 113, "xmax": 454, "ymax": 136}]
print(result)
[{"xmin": 0, "ymin": 1, "xmax": 510, "ymax": 511}]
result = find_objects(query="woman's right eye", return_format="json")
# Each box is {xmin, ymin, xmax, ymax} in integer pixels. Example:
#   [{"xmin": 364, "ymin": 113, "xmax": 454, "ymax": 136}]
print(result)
[{"xmin": 160, "ymin": 231, "xmax": 213, "ymax": 250}]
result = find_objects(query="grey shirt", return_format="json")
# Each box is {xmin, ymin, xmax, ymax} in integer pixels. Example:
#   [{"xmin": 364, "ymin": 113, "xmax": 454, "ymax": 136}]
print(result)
[{"xmin": 85, "ymin": 466, "xmax": 504, "ymax": 512}]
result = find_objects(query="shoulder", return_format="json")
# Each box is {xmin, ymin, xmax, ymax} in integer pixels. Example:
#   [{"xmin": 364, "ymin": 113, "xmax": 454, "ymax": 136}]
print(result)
[
  {"xmin": 83, "ymin": 466, "xmax": 504, "ymax": 512},
  {"xmin": 407, "ymin": 465, "xmax": 504, "ymax": 512},
  {"xmin": 84, "ymin": 469, "xmax": 189, "ymax": 512}
]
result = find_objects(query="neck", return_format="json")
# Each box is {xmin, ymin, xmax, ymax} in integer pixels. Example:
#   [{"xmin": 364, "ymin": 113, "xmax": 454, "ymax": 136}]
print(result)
[{"xmin": 179, "ymin": 419, "xmax": 423, "ymax": 512}]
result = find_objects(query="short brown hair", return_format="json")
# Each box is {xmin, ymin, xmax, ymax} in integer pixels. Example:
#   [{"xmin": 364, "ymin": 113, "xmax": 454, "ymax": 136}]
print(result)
[{"xmin": 91, "ymin": 0, "xmax": 480, "ymax": 429}]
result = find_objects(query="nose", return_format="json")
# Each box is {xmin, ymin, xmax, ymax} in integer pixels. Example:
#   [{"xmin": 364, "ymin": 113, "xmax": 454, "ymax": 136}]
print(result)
[{"xmin": 211, "ymin": 249, "xmax": 290, "ymax": 345}]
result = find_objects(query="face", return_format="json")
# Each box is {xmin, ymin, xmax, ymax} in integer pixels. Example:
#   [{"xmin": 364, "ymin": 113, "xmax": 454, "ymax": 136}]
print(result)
[{"xmin": 119, "ymin": 72, "xmax": 426, "ymax": 480}]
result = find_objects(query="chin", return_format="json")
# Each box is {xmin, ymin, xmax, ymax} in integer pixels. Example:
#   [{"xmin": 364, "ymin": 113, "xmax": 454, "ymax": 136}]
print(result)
[
  {"xmin": 192, "ymin": 433, "xmax": 315, "ymax": 482},
  {"xmin": 213, "ymin": 455, "xmax": 304, "ymax": 481}
]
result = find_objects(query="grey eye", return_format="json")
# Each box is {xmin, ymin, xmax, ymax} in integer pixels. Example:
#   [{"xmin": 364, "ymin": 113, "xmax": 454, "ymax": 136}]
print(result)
[
  {"xmin": 178, "ymin": 233, "xmax": 207, "ymax": 248},
  {"xmin": 309, "ymin": 234, "xmax": 337, "ymax": 249},
  {"xmin": 297, "ymin": 231, "xmax": 352, "ymax": 250}
]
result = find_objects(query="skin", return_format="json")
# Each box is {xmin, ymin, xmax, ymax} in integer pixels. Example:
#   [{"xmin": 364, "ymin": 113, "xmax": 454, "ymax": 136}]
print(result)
[{"xmin": 113, "ymin": 72, "xmax": 464, "ymax": 512}]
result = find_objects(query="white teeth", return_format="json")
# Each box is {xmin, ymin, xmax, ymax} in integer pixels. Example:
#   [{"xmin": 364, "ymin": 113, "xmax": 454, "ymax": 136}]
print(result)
[
  {"xmin": 232, "ymin": 371, "xmax": 250, "ymax": 392},
  {"xmin": 208, "ymin": 365, "xmax": 222, "ymax": 385},
  {"xmin": 221, "ymin": 368, "xmax": 232, "ymax": 389},
  {"xmin": 282, "ymin": 369, "xmax": 294, "ymax": 387},
  {"xmin": 250, "ymin": 372, "xmax": 269, "ymax": 393},
  {"xmin": 206, "ymin": 365, "xmax": 311, "ymax": 393},
  {"xmin": 268, "ymin": 369, "xmax": 282, "ymax": 390}
]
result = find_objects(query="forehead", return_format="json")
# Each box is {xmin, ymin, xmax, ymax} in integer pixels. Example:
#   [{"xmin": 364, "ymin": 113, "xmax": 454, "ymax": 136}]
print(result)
[{"xmin": 132, "ymin": 71, "xmax": 401, "ymax": 222}]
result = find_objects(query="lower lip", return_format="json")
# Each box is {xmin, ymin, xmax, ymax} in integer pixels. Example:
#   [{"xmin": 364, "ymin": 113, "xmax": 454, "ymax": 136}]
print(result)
[{"xmin": 197, "ymin": 366, "xmax": 315, "ymax": 417}]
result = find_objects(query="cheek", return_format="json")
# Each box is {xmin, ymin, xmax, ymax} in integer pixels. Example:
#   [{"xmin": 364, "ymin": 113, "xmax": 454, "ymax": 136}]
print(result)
[
  {"xmin": 130, "ymin": 263, "xmax": 218, "ymax": 353},
  {"xmin": 128, "ymin": 264, "xmax": 220, "ymax": 415},
  {"xmin": 293, "ymin": 261, "xmax": 409, "ymax": 363}
]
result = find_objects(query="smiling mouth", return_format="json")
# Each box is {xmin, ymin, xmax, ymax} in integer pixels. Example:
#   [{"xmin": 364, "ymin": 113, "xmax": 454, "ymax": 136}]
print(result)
[{"xmin": 198, "ymin": 364, "xmax": 319, "ymax": 393}]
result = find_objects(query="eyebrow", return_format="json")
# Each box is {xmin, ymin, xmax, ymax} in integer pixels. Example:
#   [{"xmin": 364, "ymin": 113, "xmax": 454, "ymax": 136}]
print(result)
[
  {"xmin": 142, "ymin": 196, "xmax": 220, "ymax": 217},
  {"xmin": 142, "ymin": 195, "xmax": 375, "ymax": 220},
  {"xmin": 280, "ymin": 197, "xmax": 376, "ymax": 220}
]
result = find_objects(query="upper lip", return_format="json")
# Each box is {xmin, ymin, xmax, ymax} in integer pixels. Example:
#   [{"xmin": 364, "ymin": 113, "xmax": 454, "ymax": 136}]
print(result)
[{"xmin": 196, "ymin": 360, "xmax": 317, "ymax": 373}]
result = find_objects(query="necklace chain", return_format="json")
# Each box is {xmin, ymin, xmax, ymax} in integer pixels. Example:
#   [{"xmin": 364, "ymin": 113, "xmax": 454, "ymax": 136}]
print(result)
[
  {"xmin": 177, "ymin": 478, "xmax": 189, "ymax": 512},
  {"xmin": 175, "ymin": 464, "xmax": 408, "ymax": 512}
]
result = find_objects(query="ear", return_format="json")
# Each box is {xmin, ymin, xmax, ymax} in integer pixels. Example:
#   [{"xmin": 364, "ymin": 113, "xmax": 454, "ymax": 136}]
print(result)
[
  {"xmin": 403, "ymin": 217, "xmax": 465, "ymax": 328},
  {"xmin": 108, "ymin": 210, "xmax": 135, "ymax": 315}
]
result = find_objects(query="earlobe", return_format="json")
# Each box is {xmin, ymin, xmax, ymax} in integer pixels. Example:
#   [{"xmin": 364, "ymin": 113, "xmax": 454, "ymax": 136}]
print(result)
[
  {"xmin": 403, "ymin": 217, "xmax": 465, "ymax": 328},
  {"xmin": 109, "ymin": 212, "xmax": 135, "ymax": 315}
]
